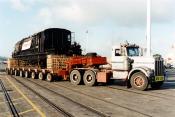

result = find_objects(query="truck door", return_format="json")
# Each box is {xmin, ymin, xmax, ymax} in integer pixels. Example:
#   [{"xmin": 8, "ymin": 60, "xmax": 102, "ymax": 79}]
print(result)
[{"xmin": 111, "ymin": 47, "xmax": 129, "ymax": 79}]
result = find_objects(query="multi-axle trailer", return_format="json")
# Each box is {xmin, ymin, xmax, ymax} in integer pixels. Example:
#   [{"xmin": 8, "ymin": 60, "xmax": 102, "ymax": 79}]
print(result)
[{"xmin": 7, "ymin": 54, "xmax": 111, "ymax": 86}]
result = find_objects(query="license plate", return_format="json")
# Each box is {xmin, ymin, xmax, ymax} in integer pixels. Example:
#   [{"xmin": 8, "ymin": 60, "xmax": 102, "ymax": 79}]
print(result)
[{"xmin": 155, "ymin": 76, "xmax": 164, "ymax": 82}]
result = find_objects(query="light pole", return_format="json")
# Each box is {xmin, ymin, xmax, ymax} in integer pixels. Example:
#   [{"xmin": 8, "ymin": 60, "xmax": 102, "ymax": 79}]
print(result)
[
  {"xmin": 84, "ymin": 30, "xmax": 89, "ymax": 54},
  {"xmin": 147, "ymin": 0, "xmax": 151, "ymax": 56}
]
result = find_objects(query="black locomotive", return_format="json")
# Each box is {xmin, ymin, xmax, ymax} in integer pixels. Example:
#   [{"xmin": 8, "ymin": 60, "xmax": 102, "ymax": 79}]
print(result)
[{"xmin": 12, "ymin": 28, "xmax": 82, "ymax": 68}]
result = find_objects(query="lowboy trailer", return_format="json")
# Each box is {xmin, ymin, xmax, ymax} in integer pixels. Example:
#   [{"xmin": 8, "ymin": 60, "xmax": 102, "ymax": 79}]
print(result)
[{"xmin": 7, "ymin": 54, "xmax": 111, "ymax": 86}]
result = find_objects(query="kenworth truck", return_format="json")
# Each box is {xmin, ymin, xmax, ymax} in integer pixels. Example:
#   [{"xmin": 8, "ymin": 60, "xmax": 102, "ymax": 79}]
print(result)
[{"xmin": 111, "ymin": 42, "xmax": 164, "ymax": 90}]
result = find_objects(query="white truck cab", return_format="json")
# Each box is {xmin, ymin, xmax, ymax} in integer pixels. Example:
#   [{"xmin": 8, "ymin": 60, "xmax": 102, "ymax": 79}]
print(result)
[{"xmin": 111, "ymin": 42, "xmax": 164, "ymax": 90}]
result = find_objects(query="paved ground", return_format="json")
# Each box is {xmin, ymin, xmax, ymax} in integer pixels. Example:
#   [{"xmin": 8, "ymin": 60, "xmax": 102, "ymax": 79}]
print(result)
[{"xmin": 0, "ymin": 70, "xmax": 175, "ymax": 117}]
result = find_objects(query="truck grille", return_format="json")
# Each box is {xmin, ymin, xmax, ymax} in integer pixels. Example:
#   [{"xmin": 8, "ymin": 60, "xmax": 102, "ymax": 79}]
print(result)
[{"xmin": 155, "ymin": 58, "xmax": 164, "ymax": 76}]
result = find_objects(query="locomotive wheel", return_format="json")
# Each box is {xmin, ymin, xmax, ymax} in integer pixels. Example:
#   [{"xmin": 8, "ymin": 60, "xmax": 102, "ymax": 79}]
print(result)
[
  {"xmin": 39, "ymin": 72, "xmax": 45, "ymax": 80},
  {"xmin": 46, "ymin": 73, "xmax": 53, "ymax": 82},
  {"xmin": 70, "ymin": 70, "xmax": 82, "ymax": 85},
  {"xmin": 130, "ymin": 72, "xmax": 148, "ymax": 91},
  {"xmin": 151, "ymin": 81, "xmax": 164, "ymax": 89},
  {"xmin": 83, "ymin": 70, "xmax": 97, "ymax": 86},
  {"xmin": 25, "ymin": 71, "xmax": 30, "ymax": 78},
  {"xmin": 14, "ymin": 70, "xmax": 19, "ymax": 76},
  {"xmin": 31, "ymin": 72, "xmax": 37, "ymax": 79},
  {"xmin": 19, "ymin": 70, "xmax": 24, "ymax": 77}
]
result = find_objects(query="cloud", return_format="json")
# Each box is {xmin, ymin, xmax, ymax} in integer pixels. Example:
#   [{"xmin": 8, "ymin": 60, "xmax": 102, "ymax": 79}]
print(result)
[
  {"xmin": 36, "ymin": 1, "xmax": 85, "ymax": 26},
  {"xmin": 37, "ymin": 8, "xmax": 53, "ymax": 25},
  {"xmin": 10, "ymin": 0, "xmax": 26, "ymax": 11},
  {"xmin": 7, "ymin": 0, "xmax": 175, "ymax": 27},
  {"xmin": 34, "ymin": 0, "xmax": 175, "ymax": 28},
  {"xmin": 9, "ymin": 0, "xmax": 36, "ymax": 11},
  {"xmin": 35, "ymin": 0, "xmax": 146, "ymax": 27},
  {"xmin": 152, "ymin": 0, "xmax": 175, "ymax": 23}
]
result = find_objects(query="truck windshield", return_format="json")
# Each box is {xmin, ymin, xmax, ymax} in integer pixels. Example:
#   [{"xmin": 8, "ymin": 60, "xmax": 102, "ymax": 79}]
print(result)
[{"xmin": 127, "ymin": 47, "xmax": 139, "ymax": 56}]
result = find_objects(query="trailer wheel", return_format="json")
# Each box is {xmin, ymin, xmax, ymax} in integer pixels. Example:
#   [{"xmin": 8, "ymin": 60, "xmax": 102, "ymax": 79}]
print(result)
[
  {"xmin": 6, "ymin": 69, "xmax": 10, "ymax": 75},
  {"xmin": 25, "ymin": 71, "xmax": 30, "ymax": 78},
  {"xmin": 10, "ymin": 70, "xmax": 14, "ymax": 75},
  {"xmin": 130, "ymin": 72, "xmax": 148, "ymax": 91},
  {"xmin": 14, "ymin": 70, "xmax": 19, "ymax": 76},
  {"xmin": 39, "ymin": 72, "xmax": 45, "ymax": 80},
  {"xmin": 83, "ymin": 70, "xmax": 97, "ymax": 86},
  {"xmin": 151, "ymin": 81, "xmax": 164, "ymax": 89},
  {"xmin": 70, "ymin": 70, "xmax": 82, "ymax": 85},
  {"xmin": 19, "ymin": 70, "xmax": 24, "ymax": 77},
  {"xmin": 46, "ymin": 73, "xmax": 53, "ymax": 82},
  {"xmin": 31, "ymin": 72, "xmax": 36, "ymax": 79}
]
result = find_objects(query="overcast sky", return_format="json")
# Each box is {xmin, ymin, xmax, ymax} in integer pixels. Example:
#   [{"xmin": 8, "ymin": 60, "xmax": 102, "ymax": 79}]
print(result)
[{"xmin": 0, "ymin": 0, "xmax": 175, "ymax": 57}]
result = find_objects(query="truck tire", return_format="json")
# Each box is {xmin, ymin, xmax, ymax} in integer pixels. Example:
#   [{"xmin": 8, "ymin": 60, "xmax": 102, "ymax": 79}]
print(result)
[
  {"xmin": 151, "ymin": 81, "xmax": 163, "ymax": 89},
  {"xmin": 25, "ymin": 71, "xmax": 30, "ymax": 78},
  {"xmin": 20, "ymin": 70, "xmax": 24, "ymax": 77},
  {"xmin": 83, "ymin": 70, "xmax": 97, "ymax": 86},
  {"xmin": 130, "ymin": 72, "xmax": 148, "ymax": 91},
  {"xmin": 70, "ymin": 70, "xmax": 82, "ymax": 85},
  {"xmin": 39, "ymin": 72, "xmax": 45, "ymax": 80},
  {"xmin": 46, "ymin": 73, "xmax": 53, "ymax": 82},
  {"xmin": 31, "ymin": 72, "xmax": 36, "ymax": 79}
]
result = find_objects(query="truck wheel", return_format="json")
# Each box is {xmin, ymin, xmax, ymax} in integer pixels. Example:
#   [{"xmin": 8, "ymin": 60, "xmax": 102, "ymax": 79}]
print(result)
[
  {"xmin": 20, "ymin": 70, "xmax": 24, "ymax": 77},
  {"xmin": 83, "ymin": 70, "xmax": 97, "ymax": 86},
  {"xmin": 151, "ymin": 81, "xmax": 163, "ymax": 89},
  {"xmin": 130, "ymin": 72, "xmax": 148, "ymax": 91},
  {"xmin": 70, "ymin": 70, "xmax": 82, "ymax": 85},
  {"xmin": 31, "ymin": 72, "xmax": 36, "ymax": 79},
  {"xmin": 46, "ymin": 73, "xmax": 53, "ymax": 82},
  {"xmin": 14, "ymin": 70, "xmax": 19, "ymax": 76},
  {"xmin": 39, "ymin": 72, "xmax": 45, "ymax": 80},
  {"xmin": 25, "ymin": 71, "xmax": 30, "ymax": 78}
]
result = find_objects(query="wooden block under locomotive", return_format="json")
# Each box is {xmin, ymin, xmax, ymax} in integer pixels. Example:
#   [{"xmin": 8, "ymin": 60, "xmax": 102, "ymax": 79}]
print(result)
[{"xmin": 12, "ymin": 28, "xmax": 82, "ymax": 68}]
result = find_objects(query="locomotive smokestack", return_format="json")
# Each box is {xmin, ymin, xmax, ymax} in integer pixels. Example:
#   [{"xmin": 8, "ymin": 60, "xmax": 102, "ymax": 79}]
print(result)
[{"xmin": 147, "ymin": 0, "xmax": 151, "ymax": 56}]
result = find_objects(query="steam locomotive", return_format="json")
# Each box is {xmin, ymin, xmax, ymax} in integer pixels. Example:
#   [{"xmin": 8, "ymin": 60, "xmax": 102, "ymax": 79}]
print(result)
[{"xmin": 12, "ymin": 28, "xmax": 82, "ymax": 68}]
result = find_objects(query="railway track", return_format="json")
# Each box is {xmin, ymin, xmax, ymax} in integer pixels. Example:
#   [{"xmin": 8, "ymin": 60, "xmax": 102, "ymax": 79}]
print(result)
[
  {"xmin": 108, "ymin": 85, "xmax": 175, "ymax": 101},
  {"xmin": 11, "ymin": 74, "xmax": 175, "ymax": 117},
  {"xmin": 25, "ymin": 78, "xmax": 152, "ymax": 117},
  {"xmin": 42, "ymin": 80, "xmax": 175, "ymax": 115},
  {"xmin": 0, "ymin": 79, "xmax": 19, "ymax": 117},
  {"xmin": 107, "ymin": 86, "xmax": 171, "ymax": 100},
  {"xmin": 50, "ymin": 79, "xmax": 175, "ymax": 100},
  {"xmin": 11, "ymin": 76, "xmax": 74, "ymax": 117},
  {"xmin": 11, "ymin": 76, "xmax": 109, "ymax": 117},
  {"xmin": 9, "ymin": 74, "xmax": 175, "ymax": 117}
]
